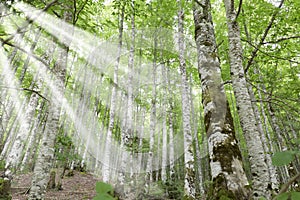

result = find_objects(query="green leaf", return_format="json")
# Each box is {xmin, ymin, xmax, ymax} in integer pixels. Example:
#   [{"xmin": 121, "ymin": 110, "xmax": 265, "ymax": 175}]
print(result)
[
  {"xmin": 95, "ymin": 181, "xmax": 113, "ymax": 194},
  {"xmin": 275, "ymin": 192, "xmax": 289, "ymax": 200},
  {"xmin": 291, "ymin": 191, "xmax": 300, "ymax": 200},
  {"xmin": 93, "ymin": 193, "xmax": 115, "ymax": 200},
  {"xmin": 258, "ymin": 197, "xmax": 267, "ymax": 200},
  {"xmin": 0, "ymin": 25, "xmax": 6, "ymax": 36},
  {"xmin": 272, "ymin": 151, "xmax": 295, "ymax": 166}
]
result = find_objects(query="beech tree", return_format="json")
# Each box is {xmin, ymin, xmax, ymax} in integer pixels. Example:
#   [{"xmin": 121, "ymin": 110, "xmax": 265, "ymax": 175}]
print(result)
[
  {"xmin": 193, "ymin": 0, "xmax": 249, "ymax": 199},
  {"xmin": 223, "ymin": 0, "xmax": 274, "ymax": 198},
  {"xmin": 177, "ymin": 0, "xmax": 196, "ymax": 198},
  {"xmin": 29, "ymin": 1, "xmax": 72, "ymax": 199},
  {"xmin": 102, "ymin": 0, "xmax": 125, "ymax": 183}
]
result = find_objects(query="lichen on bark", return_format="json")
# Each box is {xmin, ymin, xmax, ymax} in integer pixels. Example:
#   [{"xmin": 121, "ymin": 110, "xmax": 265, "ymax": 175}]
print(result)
[
  {"xmin": 193, "ymin": 1, "xmax": 250, "ymax": 199},
  {"xmin": 212, "ymin": 105, "xmax": 242, "ymax": 174},
  {"xmin": 223, "ymin": 0, "xmax": 272, "ymax": 198}
]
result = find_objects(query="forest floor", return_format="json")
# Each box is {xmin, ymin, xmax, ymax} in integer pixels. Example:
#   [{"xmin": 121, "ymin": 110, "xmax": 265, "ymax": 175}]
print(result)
[{"xmin": 11, "ymin": 169, "xmax": 100, "ymax": 200}]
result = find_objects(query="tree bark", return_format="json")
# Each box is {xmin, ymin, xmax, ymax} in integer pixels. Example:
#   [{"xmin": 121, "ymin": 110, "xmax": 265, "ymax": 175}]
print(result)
[
  {"xmin": 118, "ymin": 1, "xmax": 135, "ymax": 197},
  {"xmin": 167, "ymin": 66, "xmax": 175, "ymax": 180},
  {"xmin": 145, "ymin": 32, "xmax": 157, "ymax": 193},
  {"xmin": 161, "ymin": 63, "xmax": 168, "ymax": 183},
  {"xmin": 29, "ymin": 4, "xmax": 72, "ymax": 199},
  {"xmin": 20, "ymin": 85, "xmax": 45, "ymax": 171},
  {"xmin": 102, "ymin": 1, "xmax": 124, "ymax": 182},
  {"xmin": 193, "ymin": 0, "xmax": 250, "ymax": 199},
  {"xmin": 177, "ymin": 1, "xmax": 196, "ymax": 198},
  {"xmin": 6, "ymin": 92, "xmax": 38, "ymax": 170},
  {"xmin": 248, "ymin": 83, "xmax": 279, "ymax": 190},
  {"xmin": 223, "ymin": 0, "xmax": 272, "ymax": 198},
  {"xmin": 190, "ymin": 74, "xmax": 205, "ymax": 195}
]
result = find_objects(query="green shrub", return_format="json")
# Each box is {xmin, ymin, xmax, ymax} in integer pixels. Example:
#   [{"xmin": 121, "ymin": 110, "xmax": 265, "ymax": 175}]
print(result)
[
  {"xmin": 93, "ymin": 181, "xmax": 116, "ymax": 200},
  {"xmin": 272, "ymin": 150, "xmax": 300, "ymax": 200}
]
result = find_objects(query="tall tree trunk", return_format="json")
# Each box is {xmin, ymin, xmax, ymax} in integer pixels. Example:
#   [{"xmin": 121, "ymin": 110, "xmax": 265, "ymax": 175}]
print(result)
[
  {"xmin": 5, "ymin": 93, "xmax": 38, "ymax": 170},
  {"xmin": 0, "ymin": 105, "xmax": 23, "ymax": 162},
  {"xmin": 5, "ymin": 28, "xmax": 41, "ymax": 172},
  {"xmin": 266, "ymin": 101, "xmax": 290, "ymax": 181},
  {"xmin": 0, "ymin": 45, "xmax": 21, "ymax": 200},
  {"xmin": 177, "ymin": 1, "xmax": 196, "ymax": 198},
  {"xmin": 118, "ymin": 1, "xmax": 135, "ymax": 197},
  {"xmin": 29, "ymin": 4, "xmax": 72, "ymax": 199},
  {"xmin": 167, "ymin": 66, "xmax": 175, "ymax": 180},
  {"xmin": 145, "ymin": 34, "xmax": 157, "ymax": 193},
  {"xmin": 241, "ymin": 9, "xmax": 280, "ymax": 190},
  {"xmin": 124, "ymin": 1, "xmax": 135, "ymax": 147},
  {"xmin": 223, "ymin": 0, "xmax": 271, "ymax": 198},
  {"xmin": 20, "ymin": 99, "xmax": 45, "ymax": 171},
  {"xmin": 102, "ymin": 2, "xmax": 124, "ymax": 182},
  {"xmin": 248, "ymin": 83, "xmax": 279, "ymax": 190},
  {"xmin": 161, "ymin": 63, "xmax": 168, "ymax": 183},
  {"xmin": 190, "ymin": 74, "xmax": 205, "ymax": 195},
  {"xmin": 193, "ymin": 1, "xmax": 249, "ymax": 199}
]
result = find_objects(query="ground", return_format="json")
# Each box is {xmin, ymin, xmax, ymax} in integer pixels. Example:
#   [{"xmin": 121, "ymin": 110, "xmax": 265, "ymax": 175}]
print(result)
[{"xmin": 11, "ymin": 169, "xmax": 100, "ymax": 200}]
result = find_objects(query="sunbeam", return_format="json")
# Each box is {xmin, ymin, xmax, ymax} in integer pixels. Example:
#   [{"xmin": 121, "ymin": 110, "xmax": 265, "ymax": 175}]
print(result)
[
  {"xmin": 0, "ymin": 45, "xmax": 32, "ymax": 170},
  {"xmin": 1, "ymin": 1, "xmax": 201, "ymax": 196},
  {"xmin": 5, "ymin": 13, "xmax": 186, "ymax": 174}
]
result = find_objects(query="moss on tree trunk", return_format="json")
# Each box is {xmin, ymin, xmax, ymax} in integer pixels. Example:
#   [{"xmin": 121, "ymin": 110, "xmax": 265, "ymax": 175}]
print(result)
[{"xmin": 47, "ymin": 170, "xmax": 56, "ymax": 189}]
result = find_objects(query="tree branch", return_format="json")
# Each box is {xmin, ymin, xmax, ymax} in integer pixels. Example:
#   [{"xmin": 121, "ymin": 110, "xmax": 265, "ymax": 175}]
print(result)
[
  {"xmin": 222, "ymin": 80, "xmax": 232, "ymax": 85},
  {"xmin": 263, "ymin": 35, "xmax": 300, "ymax": 44},
  {"xmin": 242, "ymin": 38, "xmax": 300, "ymax": 64},
  {"xmin": 74, "ymin": 0, "xmax": 88, "ymax": 24},
  {"xmin": 251, "ymin": 98, "xmax": 299, "ymax": 116},
  {"xmin": 213, "ymin": 39, "xmax": 224, "ymax": 52},
  {"xmin": 235, "ymin": 0, "xmax": 242, "ymax": 21},
  {"xmin": 245, "ymin": 0, "xmax": 285, "ymax": 73},
  {"xmin": 2, "ymin": 0, "xmax": 59, "ymax": 44},
  {"xmin": 73, "ymin": 0, "xmax": 77, "ymax": 24},
  {"xmin": 194, "ymin": 0, "xmax": 205, "ymax": 8},
  {"xmin": 247, "ymin": 79, "xmax": 300, "ymax": 103},
  {"xmin": 0, "ymin": 38, "xmax": 53, "ymax": 72},
  {"xmin": 278, "ymin": 173, "xmax": 300, "ymax": 195},
  {"xmin": 0, "ymin": 86, "xmax": 49, "ymax": 101}
]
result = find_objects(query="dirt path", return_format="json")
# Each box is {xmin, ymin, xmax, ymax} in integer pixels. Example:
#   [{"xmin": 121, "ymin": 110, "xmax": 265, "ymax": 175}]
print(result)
[{"xmin": 11, "ymin": 170, "xmax": 100, "ymax": 200}]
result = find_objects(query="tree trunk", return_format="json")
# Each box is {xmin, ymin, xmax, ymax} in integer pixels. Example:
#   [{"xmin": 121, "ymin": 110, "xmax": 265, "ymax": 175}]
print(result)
[
  {"xmin": 177, "ymin": 1, "xmax": 196, "ymax": 198},
  {"xmin": 167, "ymin": 66, "xmax": 175, "ymax": 180},
  {"xmin": 28, "ymin": 65, "xmax": 65, "ymax": 199},
  {"xmin": 145, "ymin": 33, "xmax": 157, "ymax": 193},
  {"xmin": 5, "ymin": 92, "xmax": 39, "ymax": 170},
  {"xmin": 161, "ymin": 63, "xmax": 168, "ymax": 183},
  {"xmin": 223, "ymin": 0, "xmax": 271, "ymax": 198},
  {"xmin": 29, "ymin": 4, "xmax": 72, "ymax": 199},
  {"xmin": 193, "ymin": 1, "xmax": 250, "ymax": 199},
  {"xmin": 190, "ymin": 74, "xmax": 205, "ymax": 195},
  {"xmin": 20, "ymin": 82, "xmax": 45, "ymax": 171},
  {"xmin": 102, "ymin": 1, "xmax": 124, "ymax": 183},
  {"xmin": 118, "ymin": 1, "xmax": 135, "ymax": 197},
  {"xmin": 248, "ymin": 83, "xmax": 279, "ymax": 190}
]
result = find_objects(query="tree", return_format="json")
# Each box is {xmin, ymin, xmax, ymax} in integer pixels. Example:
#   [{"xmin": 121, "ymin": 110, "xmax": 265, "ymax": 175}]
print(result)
[
  {"xmin": 102, "ymin": 0, "xmax": 125, "ymax": 183},
  {"xmin": 223, "ymin": 0, "xmax": 277, "ymax": 198},
  {"xmin": 29, "ymin": 1, "xmax": 72, "ymax": 199},
  {"xmin": 193, "ymin": 0, "xmax": 249, "ymax": 199},
  {"xmin": 177, "ymin": 0, "xmax": 196, "ymax": 198},
  {"xmin": 5, "ymin": 28, "xmax": 41, "ymax": 172}
]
